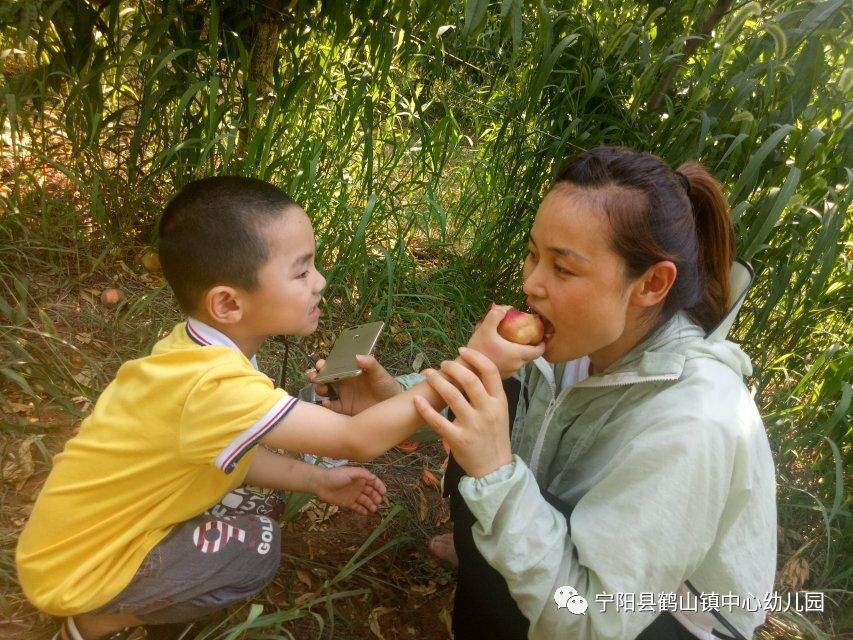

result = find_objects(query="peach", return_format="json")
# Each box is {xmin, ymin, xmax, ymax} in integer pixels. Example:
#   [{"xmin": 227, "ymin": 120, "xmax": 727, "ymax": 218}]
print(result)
[
  {"xmin": 100, "ymin": 288, "xmax": 124, "ymax": 307},
  {"xmin": 141, "ymin": 250, "xmax": 161, "ymax": 272},
  {"xmin": 497, "ymin": 307, "xmax": 545, "ymax": 345}
]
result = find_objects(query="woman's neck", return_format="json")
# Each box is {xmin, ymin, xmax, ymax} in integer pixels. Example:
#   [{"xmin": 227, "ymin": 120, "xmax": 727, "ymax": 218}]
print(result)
[{"xmin": 588, "ymin": 312, "xmax": 663, "ymax": 374}]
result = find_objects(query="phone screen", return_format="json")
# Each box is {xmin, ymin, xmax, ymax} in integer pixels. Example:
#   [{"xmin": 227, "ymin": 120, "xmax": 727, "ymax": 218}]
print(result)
[{"xmin": 313, "ymin": 321, "xmax": 385, "ymax": 384}]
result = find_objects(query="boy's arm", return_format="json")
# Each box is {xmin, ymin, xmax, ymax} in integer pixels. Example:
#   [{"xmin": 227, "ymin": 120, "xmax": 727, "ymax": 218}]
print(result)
[
  {"xmin": 244, "ymin": 445, "xmax": 330, "ymax": 493},
  {"xmin": 261, "ymin": 305, "xmax": 544, "ymax": 461},
  {"xmin": 245, "ymin": 446, "xmax": 385, "ymax": 514},
  {"xmin": 260, "ymin": 376, "xmax": 448, "ymax": 461}
]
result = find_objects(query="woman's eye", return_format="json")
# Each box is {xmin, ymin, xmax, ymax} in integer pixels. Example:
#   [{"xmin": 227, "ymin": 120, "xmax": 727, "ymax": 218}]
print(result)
[{"xmin": 554, "ymin": 265, "xmax": 573, "ymax": 276}]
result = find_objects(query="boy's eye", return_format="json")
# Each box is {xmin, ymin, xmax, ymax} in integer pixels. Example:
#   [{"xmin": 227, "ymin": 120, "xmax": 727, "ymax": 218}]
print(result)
[{"xmin": 297, "ymin": 271, "xmax": 309, "ymax": 279}]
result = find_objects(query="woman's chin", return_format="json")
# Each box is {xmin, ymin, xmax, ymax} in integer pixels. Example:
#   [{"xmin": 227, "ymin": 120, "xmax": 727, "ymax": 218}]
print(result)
[{"xmin": 542, "ymin": 339, "xmax": 581, "ymax": 364}]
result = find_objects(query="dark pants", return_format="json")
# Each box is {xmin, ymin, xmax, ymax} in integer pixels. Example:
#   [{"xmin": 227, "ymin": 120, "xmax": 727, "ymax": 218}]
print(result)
[{"xmin": 444, "ymin": 378, "xmax": 697, "ymax": 640}]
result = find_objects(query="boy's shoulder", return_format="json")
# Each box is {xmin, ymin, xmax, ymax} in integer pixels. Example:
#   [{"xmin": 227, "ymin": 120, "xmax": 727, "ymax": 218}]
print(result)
[{"xmin": 116, "ymin": 321, "xmax": 261, "ymax": 392}]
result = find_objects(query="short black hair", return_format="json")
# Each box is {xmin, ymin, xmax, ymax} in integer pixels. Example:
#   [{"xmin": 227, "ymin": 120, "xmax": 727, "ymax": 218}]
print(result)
[{"xmin": 158, "ymin": 176, "xmax": 297, "ymax": 314}]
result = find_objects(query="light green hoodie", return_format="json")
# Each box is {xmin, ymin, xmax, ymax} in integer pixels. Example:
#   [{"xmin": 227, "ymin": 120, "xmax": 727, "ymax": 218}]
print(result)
[{"xmin": 402, "ymin": 307, "xmax": 777, "ymax": 640}]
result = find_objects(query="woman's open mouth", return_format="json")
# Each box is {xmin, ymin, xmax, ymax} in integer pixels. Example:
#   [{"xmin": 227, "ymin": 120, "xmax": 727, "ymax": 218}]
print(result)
[{"xmin": 526, "ymin": 304, "xmax": 555, "ymax": 344}]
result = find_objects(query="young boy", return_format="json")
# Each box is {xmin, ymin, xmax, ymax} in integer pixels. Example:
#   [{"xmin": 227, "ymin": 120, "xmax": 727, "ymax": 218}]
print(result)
[{"xmin": 16, "ymin": 177, "xmax": 543, "ymax": 640}]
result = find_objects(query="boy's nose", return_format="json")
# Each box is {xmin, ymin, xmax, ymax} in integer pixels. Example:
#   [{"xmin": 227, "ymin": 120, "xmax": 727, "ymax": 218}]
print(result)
[{"xmin": 315, "ymin": 272, "xmax": 327, "ymax": 294}]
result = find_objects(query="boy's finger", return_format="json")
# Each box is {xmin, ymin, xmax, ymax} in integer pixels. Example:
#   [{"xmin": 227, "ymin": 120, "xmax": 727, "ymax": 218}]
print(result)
[
  {"xmin": 356, "ymin": 494, "xmax": 376, "ymax": 511},
  {"xmin": 413, "ymin": 395, "xmax": 459, "ymax": 442},
  {"xmin": 363, "ymin": 491, "xmax": 382, "ymax": 510},
  {"xmin": 346, "ymin": 467, "xmax": 376, "ymax": 483},
  {"xmin": 362, "ymin": 485, "xmax": 382, "ymax": 505},
  {"xmin": 458, "ymin": 347, "xmax": 503, "ymax": 397},
  {"xmin": 369, "ymin": 476, "xmax": 387, "ymax": 495}
]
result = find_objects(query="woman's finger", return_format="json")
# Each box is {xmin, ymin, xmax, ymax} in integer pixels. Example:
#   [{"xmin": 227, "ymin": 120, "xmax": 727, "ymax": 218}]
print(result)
[
  {"xmin": 439, "ymin": 359, "xmax": 490, "ymax": 407},
  {"xmin": 413, "ymin": 395, "xmax": 460, "ymax": 442},
  {"xmin": 479, "ymin": 304, "xmax": 512, "ymax": 334},
  {"xmin": 458, "ymin": 346, "xmax": 504, "ymax": 397},
  {"xmin": 510, "ymin": 341, "xmax": 547, "ymax": 361},
  {"xmin": 422, "ymin": 369, "xmax": 474, "ymax": 421}
]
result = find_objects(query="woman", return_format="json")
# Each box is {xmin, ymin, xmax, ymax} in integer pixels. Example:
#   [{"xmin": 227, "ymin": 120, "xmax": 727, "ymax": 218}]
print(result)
[{"xmin": 311, "ymin": 147, "xmax": 777, "ymax": 639}]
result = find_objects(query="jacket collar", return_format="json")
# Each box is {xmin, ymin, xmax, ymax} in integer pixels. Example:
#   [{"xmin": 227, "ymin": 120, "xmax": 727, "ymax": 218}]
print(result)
[{"xmin": 185, "ymin": 317, "xmax": 259, "ymax": 370}]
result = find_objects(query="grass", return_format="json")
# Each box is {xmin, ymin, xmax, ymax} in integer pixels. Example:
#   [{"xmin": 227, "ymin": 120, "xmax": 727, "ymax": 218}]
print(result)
[{"xmin": 1, "ymin": 0, "xmax": 850, "ymax": 638}]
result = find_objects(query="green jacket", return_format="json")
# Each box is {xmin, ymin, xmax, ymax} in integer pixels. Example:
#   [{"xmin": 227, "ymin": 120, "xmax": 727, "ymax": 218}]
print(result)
[{"xmin": 401, "ymin": 309, "xmax": 777, "ymax": 639}]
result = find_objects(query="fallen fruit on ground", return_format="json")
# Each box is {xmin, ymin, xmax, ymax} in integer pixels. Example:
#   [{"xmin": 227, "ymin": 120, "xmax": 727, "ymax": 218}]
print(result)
[
  {"xmin": 497, "ymin": 307, "xmax": 545, "ymax": 345},
  {"xmin": 100, "ymin": 288, "xmax": 124, "ymax": 307},
  {"xmin": 396, "ymin": 440, "xmax": 420, "ymax": 453},
  {"xmin": 422, "ymin": 467, "xmax": 440, "ymax": 489},
  {"xmin": 141, "ymin": 250, "xmax": 161, "ymax": 272}
]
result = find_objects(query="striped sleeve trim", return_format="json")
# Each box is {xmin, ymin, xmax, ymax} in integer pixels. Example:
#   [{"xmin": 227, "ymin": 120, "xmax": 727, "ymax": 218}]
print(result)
[{"xmin": 214, "ymin": 394, "xmax": 299, "ymax": 474}]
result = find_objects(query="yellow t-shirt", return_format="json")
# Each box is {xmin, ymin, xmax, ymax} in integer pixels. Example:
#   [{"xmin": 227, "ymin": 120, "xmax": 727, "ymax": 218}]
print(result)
[{"xmin": 16, "ymin": 319, "xmax": 297, "ymax": 616}]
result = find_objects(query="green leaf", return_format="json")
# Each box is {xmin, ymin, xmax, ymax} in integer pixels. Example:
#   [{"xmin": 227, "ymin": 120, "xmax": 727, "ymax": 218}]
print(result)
[{"xmin": 730, "ymin": 124, "xmax": 794, "ymax": 202}]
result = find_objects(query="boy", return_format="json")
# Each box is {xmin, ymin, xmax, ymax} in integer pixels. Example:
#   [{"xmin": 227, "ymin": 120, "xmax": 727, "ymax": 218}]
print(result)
[{"xmin": 16, "ymin": 177, "xmax": 542, "ymax": 640}]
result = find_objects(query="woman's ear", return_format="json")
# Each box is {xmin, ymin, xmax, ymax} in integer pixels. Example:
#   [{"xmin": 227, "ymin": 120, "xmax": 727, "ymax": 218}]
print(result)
[
  {"xmin": 205, "ymin": 285, "xmax": 244, "ymax": 323},
  {"xmin": 631, "ymin": 260, "xmax": 677, "ymax": 309}
]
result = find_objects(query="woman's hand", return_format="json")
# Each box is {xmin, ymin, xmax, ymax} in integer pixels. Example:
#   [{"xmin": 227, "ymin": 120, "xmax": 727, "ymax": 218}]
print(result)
[
  {"xmin": 306, "ymin": 354, "xmax": 403, "ymax": 415},
  {"xmin": 467, "ymin": 304, "xmax": 545, "ymax": 378},
  {"xmin": 313, "ymin": 466, "xmax": 387, "ymax": 515},
  {"xmin": 413, "ymin": 347, "xmax": 512, "ymax": 479}
]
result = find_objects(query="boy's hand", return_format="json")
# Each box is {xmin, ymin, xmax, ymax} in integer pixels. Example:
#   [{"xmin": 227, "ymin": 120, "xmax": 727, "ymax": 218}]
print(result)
[
  {"xmin": 314, "ymin": 466, "xmax": 387, "ymax": 515},
  {"xmin": 467, "ymin": 304, "xmax": 545, "ymax": 378},
  {"xmin": 306, "ymin": 355, "xmax": 402, "ymax": 416}
]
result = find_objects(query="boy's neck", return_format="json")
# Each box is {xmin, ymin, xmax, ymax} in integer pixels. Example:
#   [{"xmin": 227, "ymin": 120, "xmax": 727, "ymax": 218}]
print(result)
[{"xmin": 190, "ymin": 315, "xmax": 266, "ymax": 360}]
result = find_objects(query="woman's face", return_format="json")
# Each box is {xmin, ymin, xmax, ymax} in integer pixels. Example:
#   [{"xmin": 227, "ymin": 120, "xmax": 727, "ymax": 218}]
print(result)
[{"xmin": 523, "ymin": 184, "xmax": 635, "ymax": 364}]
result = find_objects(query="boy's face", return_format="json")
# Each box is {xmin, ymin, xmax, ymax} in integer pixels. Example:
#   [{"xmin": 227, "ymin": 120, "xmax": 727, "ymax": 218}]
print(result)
[{"xmin": 238, "ymin": 208, "xmax": 326, "ymax": 337}]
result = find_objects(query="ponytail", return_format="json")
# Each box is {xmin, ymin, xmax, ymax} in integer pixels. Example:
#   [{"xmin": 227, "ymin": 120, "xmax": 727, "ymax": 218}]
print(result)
[{"xmin": 677, "ymin": 162, "xmax": 735, "ymax": 331}]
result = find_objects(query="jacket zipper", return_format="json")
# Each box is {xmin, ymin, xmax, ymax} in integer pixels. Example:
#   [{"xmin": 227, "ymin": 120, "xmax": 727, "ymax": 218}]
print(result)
[{"xmin": 528, "ymin": 369, "xmax": 680, "ymax": 475}]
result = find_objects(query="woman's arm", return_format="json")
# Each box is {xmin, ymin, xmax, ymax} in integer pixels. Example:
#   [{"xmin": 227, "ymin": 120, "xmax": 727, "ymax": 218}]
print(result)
[{"xmin": 415, "ymin": 349, "xmax": 735, "ymax": 639}]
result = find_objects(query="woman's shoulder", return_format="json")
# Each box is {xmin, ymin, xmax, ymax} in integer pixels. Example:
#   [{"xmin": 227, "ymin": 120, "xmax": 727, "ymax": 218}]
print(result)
[{"xmin": 627, "ymin": 349, "xmax": 763, "ymax": 446}]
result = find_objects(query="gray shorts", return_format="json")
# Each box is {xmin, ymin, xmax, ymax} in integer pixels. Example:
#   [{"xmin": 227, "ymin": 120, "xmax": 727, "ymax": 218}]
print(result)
[{"xmin": 90, "ymin": 487, "xmax": 284, "ymax": 624}]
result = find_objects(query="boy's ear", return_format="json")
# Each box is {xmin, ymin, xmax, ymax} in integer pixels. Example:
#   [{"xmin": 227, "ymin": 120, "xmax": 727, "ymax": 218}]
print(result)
[
  {"xmin": 630, "ymin": 260, "xmax": 677, "ymax": 308},
  {"xmin": 206, "ymin": 286, "xmax": 244, "ymax": 323}
]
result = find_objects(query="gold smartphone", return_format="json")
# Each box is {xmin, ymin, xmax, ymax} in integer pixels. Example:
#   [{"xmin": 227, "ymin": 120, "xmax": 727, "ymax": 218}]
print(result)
[{"xmin": 313, "ymin": 321, "xmax": 385, "ymax": 384}]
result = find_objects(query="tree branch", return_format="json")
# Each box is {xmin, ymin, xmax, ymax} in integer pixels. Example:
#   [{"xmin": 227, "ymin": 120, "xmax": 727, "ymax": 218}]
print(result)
[{"xmin": 647, "ymin": 0, "xmax": 735, "ymax": 112}]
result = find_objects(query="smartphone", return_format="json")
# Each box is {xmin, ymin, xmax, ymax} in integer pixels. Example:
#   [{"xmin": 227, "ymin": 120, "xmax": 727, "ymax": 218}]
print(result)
[{"xmin": 313, "ymin": 321, "xmax": 385, "ymax": 384}]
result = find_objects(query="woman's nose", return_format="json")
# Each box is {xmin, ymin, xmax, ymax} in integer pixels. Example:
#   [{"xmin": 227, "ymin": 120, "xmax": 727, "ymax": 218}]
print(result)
[{"xmin": 523, "ymin": 265, "xmax": 546, "ymax": 298}]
